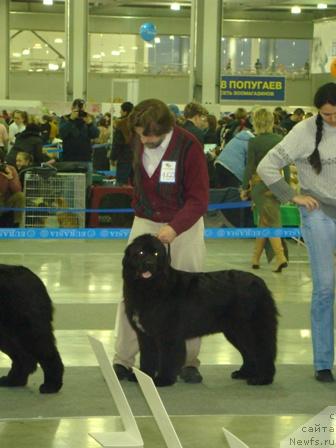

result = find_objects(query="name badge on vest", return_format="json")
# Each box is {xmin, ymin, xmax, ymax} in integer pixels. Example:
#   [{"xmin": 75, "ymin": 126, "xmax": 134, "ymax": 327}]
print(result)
[{"xmin": 160, "ymin": 161, "xmax": 176, "ymax": 183}]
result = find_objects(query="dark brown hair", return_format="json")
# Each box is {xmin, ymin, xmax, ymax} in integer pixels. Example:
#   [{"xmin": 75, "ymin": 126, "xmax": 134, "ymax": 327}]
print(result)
[
  {"xmin": 128, "ymin": 99, "xmax": 174, "ymax": 136},
  {"xmin": 183, "ymin": 102, "xmax": 208, "ymax": 119},
  {"xmin": 309, "ymin": 82, "xmax": 336, "ymax": 174}
]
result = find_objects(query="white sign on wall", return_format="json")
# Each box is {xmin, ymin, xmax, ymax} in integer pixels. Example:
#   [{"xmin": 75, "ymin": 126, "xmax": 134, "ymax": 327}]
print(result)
[{"xmin": 312, "ymin": 20, "xmax": 336, "ymax": 73}]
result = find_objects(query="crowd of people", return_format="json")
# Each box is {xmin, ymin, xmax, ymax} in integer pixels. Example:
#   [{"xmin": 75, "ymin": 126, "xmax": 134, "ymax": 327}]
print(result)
[{"xmin": 0, "ymin": 98, "xmax": 312, "ymax": 230}]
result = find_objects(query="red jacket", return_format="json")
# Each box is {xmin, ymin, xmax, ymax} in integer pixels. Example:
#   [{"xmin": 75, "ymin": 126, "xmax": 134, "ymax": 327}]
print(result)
[{"xmin": 132, "ymin": 126, "xmax": 209, "ymax": 235}]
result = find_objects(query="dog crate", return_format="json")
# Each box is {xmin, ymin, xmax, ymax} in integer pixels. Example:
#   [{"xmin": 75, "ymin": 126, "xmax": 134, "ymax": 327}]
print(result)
[
  {"xmin": 23, "ymin": 170, "xmax": 86, "ymax": 228},
  {"xmin": 88, "ymin": 185, "xmax": 134, "ymax": 228}
]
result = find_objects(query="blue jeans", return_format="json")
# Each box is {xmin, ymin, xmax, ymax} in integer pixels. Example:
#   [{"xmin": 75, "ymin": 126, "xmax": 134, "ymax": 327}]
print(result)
[{"xmin": 300, "ymin": 207, "xmax": 336, "ymax": 371}]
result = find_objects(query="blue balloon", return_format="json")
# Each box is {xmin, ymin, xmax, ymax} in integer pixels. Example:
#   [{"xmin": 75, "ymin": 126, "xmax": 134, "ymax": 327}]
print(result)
[{"xmin": 139, "ymin": 22, "xmax": 157, "ymax": 42}]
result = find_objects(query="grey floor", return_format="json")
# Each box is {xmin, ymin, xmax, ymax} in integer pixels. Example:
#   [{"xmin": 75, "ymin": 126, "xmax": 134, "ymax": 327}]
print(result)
[{"xmin": 0, "ymin": 237, "xmax": 334, "ymax": 447}]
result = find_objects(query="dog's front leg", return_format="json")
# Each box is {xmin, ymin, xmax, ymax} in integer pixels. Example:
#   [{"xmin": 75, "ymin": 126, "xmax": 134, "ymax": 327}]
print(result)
[
  {"xmin": 137, "ymin": 332, "xmax": 159, "ymax": 380},
  {"xmin": 155, "ymin": 338, "xmax": 186, "ymax": 387}
]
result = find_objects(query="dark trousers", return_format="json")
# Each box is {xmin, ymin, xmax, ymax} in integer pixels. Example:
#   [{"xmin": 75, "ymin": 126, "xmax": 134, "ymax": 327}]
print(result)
[{"xmin": 214, "ymin": 164, "xmax": 241, "ymax": 188}]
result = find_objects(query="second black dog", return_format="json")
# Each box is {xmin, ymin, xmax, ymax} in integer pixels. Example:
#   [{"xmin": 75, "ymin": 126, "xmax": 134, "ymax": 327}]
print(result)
[
  {"xmin": 0, "ymin": 264, "xmax": 64, "ymax": 393},
  {"xmin": 123, "ymin": 234, "xmax": 278, "ymax": 387}
]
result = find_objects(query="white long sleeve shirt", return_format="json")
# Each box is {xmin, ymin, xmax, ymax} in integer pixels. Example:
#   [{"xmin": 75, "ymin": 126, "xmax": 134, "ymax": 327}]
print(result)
[{"xmin": 257, "ymin": 115, "xmax": 336, "ymax": 219}]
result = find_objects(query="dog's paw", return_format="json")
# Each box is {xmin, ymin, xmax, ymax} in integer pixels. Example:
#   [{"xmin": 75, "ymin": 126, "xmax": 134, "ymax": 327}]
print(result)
[
  {"xmin": 127, "ymin": 372, "xmax": 138, "ymax": 383},
  {"xmin": 0, "ymin": 375, "xmax": 27, "ymax": 387},
  {"xmin": 231, "ymin": 369, "xmax": 253, "ymax": 380},
  {"xmin": 39, "ymin": 382, "xmax": 63, "ymax": 394},
  {"xmin": 154, "ymin": 376, "xmax": 176, "ymax": 387},
  {"xmin": 246, "ymin": 376, "xmax": 273, "ymax": 386}
]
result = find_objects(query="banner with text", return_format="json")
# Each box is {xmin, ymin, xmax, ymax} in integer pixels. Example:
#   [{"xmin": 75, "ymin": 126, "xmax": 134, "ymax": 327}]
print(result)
[{"xmin": 220, "ymin": 75, "xmax": 286, "ymax": 101}]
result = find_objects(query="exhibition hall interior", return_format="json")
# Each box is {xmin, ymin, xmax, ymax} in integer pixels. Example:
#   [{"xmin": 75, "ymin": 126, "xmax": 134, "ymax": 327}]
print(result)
[{"xmin": 0, "ymin": 0, "xmax": 336, "ymax": 447}]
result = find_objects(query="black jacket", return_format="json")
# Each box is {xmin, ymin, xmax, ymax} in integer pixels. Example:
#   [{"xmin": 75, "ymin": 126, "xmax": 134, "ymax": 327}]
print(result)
[
  {"xmin": 182, "ymin": 120, "xmax": 204, "ymax": 144},
  {"xmin": 6, "ymin": 129, "xmax": 46, "ymax": 166},
  {"xmin": 58, "ymin": 116, "xmax": 99, "ymax": 162}
]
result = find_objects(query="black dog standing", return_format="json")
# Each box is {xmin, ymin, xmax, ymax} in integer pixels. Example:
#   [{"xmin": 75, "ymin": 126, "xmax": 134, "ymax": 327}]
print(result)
[
  {"xmin": 0, "ymin": 265, "xmax": 64, "ymax": 393},
  {"xmin": 123, "ymin": 234, "xmax": 278, "ymax": 387}
]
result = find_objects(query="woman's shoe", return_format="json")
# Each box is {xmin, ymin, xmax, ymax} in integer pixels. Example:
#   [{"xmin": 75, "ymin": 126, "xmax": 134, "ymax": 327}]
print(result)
[
  {"xmin": 315, "ymin": 369, "xmax": 334, "ymax": 382},
  {"xmin": 251, "ymin": 238, "xmax": 266, "ymax": 270},
  {"xmin": 273, "ymin": 262, "xmax": 288, "ymax": 273}
]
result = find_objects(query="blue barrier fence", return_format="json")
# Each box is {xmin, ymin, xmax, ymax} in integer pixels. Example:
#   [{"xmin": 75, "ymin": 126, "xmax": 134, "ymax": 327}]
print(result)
[
  {"xmin": 0, "ymin": 202, "xmax": 253, "ymax": 214},
  {"xmin": 0, "ymin": 227, "xmax": 301, "ymax": 240},
  {"xmin": 0, "ymin": 200, "xmax": 301, "ymax": 239}
]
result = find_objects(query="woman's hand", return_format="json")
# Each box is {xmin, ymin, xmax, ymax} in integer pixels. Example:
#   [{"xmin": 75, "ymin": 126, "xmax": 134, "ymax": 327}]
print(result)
[
  {"xmin": 240, "ymin": 189, "xmax": 250, "ymax": 201},
  {"xmin": 157, "ymin": 225, "xmax": 177, "ymax": 244},
  {"xmin": 292, "ymin": 194, "xmax": 319, "ymax": 211},
  {"xmin": 0, "ymin": 166, "xmax": 13, "ymax": 181}
]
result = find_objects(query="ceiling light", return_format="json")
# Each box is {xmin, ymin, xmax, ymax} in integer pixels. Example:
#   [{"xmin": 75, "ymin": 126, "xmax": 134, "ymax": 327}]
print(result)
[
  {"xmin": 154, "ymin": 37, "xmax": 161, "ymax": 43},
  {"xmin": 169, "ymin": 35, "xmax": 174, "ymax": 40},
  {"xmin": 111, "ymin": 50, "xmax": 120, "ymax": 56},
  {"xmin": 170, "ymin": 3, "xmax": 180, "ymax": 11},
  {"xmin": 291, "ymin": 6, "xmax": 301, "ymax": 14},
  {"xmin": 12, "ymin": 52, "xmax": 21, "ymax": 57},
  {"xmin": 317, "ymin": 3, "xmax": 328, "ymax": 9},
  {"xmin": 48, "ymin": 63, "xmax": 59, "ymax": 71},
  {"xmin": 43, "ymin": 0, "xmax": 53, "ymax": 5},
  {"xmin": 54, "ymin": 38, "xmax": 63, "ymax": 44},
  {"xmin": 22, "ymin": 48, "xmax": 30, "ymax": 55}
]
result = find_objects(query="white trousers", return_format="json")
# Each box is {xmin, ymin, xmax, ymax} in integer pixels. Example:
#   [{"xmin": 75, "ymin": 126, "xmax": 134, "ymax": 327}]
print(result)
[{"xmin": 113, "ymin": 216, "xmax": 206, "ymax": 368}]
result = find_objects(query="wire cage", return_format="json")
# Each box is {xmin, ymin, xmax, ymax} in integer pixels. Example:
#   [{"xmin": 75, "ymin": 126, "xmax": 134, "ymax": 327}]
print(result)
[{"xmin": 23, "ymin": 172, "xmax": 86, "ymax": 228}]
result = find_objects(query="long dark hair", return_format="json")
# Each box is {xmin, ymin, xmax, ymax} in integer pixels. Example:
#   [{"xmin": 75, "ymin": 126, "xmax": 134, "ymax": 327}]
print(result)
[{"xmin": 309, "ymin": 82, "xmax": 336, "ymax": 174}]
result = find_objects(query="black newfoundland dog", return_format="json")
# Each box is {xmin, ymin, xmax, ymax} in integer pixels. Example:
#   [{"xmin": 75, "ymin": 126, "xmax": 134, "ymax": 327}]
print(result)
[
  {"xmin": 123, "ymin": 234, "xmax": 278, "ymax": 387},
  {"xmin": 0, "ymin": 265, "xmax": 64, "ymax": 393}
]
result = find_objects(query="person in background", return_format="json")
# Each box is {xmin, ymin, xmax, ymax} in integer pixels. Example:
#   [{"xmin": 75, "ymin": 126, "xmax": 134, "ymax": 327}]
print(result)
[
  {"xmin": 280, "ymin": 108, "xmax": 305, "ymax": 133},
  {"xmin": 183, "ymin": 102, "xmax": 208, "ymax": 144},
  {"xmin": 8, "ymin": 110, "xmax": 27, "ymax": 150},
  {"xmin": 49, "ymin": 114, "xmax": 59, "ymax": 141},
  {"xmin": 59, "ymin": 99, "xmax": 99, "ymax": 186},
  {"xmin": 168, "ymin": 104, "xmax": 185, "ymax": 127},
  {"xmin": 273, "ymin": 111, "xmax": 287, "ymax": 136},
  {"xmin": 104, "ymin": 112, "xmax": 112, "ymax": 129},
  {"xmin": 0, "ymin": 150, "xmax": 25, "ymax": 227},
  {"xmin": 95, "ymin": 117, "xmax": 110, "ymax": 144},
  {"xmin": 1, "ymin": 110, "xmax": 10, "ymax": 126},
  {"xmin": 0, "ymin": 122, "xmax": 8, "ymax": 153},
  {"xmin": 214, "ymin": 126, "xmax": 254, "ymax": 188},
  {"xmin": 223, "ymin": 107, "xmax": 251, "ymax": 144},
  {"xmin": 40, "ymin": 115, "xmax": 52, "ymax": 145},
  {"xmin": 254, "ymin": 58, "xmax": 263, "ymax": 74},
  {"xmin": 204, "ymin": 114, "xmax": 218, "ymax": 144},
  {"xmin": 16, "ymin": 151, "xmax": 33, "ymax": 171},
  {"xmin": 240, "ymin": 108, "xmax": 290, "ymax": 272},
  {"xmin": 110, "ymin": 101, "xmax": 134, "ymax": 185},
  {"xmin": 257, "ymin": 82, "xmax": 336, "ymax": 383},
  {"xmin": 15, "ymin": 151, "xmax": 33, "ymax": 185},
  {"xmin": 113, "ymin": 98, "xmax": 209, "ymax": 384},
  {"xmin": 6, "ymin": 123, "xmax": 47, "ymax": 166}
]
